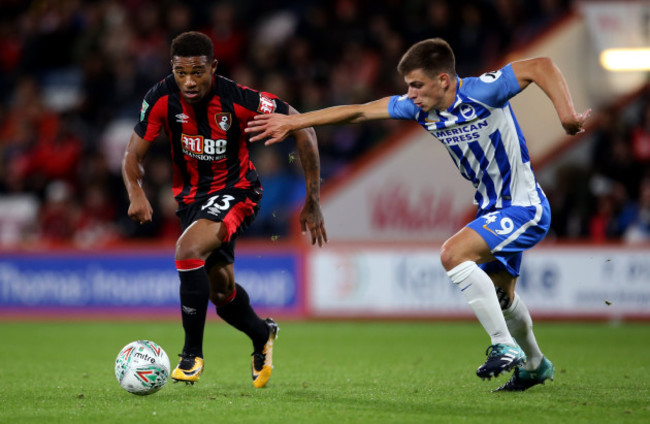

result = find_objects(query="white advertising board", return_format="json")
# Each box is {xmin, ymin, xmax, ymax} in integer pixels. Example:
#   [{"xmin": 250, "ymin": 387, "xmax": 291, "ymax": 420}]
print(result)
[
  {"xmin": 308, "ymin": 245, "xmax": 650, "ymax": 319},
  {"xmin": 309, "ymin": 247, "xmax": 466, "ymax": 316}
]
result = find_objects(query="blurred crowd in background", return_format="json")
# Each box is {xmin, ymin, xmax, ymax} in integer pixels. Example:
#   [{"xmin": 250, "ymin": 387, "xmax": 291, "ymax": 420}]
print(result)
[
  {"xmin": 547, "ymin": 89, "xmax": 650, "ymax": 244},
  {"xmin": 0, "ymin": 0, "xmax": 648, "ymax": 248}
]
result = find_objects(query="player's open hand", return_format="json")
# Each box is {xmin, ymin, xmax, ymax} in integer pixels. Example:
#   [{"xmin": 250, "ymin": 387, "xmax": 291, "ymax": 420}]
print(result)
[
  {"xmin": 562, "ymin": 109, "xmax": 591, "ymax": 135},
  {"xmin": 245, "ymin": 113, "xmax": 293, "ymax": 145},
  {"xmin": 127, "ymin": 194, "xmax": 153, "ymax": 225},
  {"xmin": 299, "ymin": 200, "xmax": 328, "ymax": 247}
]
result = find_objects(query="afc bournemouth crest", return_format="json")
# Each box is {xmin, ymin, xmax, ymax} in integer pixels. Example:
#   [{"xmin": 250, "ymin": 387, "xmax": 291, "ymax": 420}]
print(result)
[{"xmin": 215, "ymin": 113, "xmax": 232, "ymax": 132}]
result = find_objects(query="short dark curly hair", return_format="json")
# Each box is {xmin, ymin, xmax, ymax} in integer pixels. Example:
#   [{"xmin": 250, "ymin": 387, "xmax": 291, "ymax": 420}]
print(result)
[{"xmin": 170, "ymin": 31, "xmax": 214, "ymax": 61}]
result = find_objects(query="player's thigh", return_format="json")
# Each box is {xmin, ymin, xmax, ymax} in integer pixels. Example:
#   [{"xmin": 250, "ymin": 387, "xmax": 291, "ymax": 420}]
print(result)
[
  {"xmin": 175, "ymin": 219, "xmax": 226, "ymax": 260},
  {"xmin": 440, "ymin": 226, "xmax": 495, "ymax": 270},
  {"xmin": 199, "ymin": 189, "xmax": 261, "ymax": 242},
  {"xmin": 175, "ymin": 189, "xmax": 261, "ymax": 260},
  {"xmin": 469, "ymin": 202, "xmax": 549, "ymax": 277}
]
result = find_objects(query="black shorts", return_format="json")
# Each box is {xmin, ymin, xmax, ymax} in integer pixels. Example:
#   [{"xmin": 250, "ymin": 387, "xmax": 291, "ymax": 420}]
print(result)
[{"xmin": 176, "ymin": 187, "xmax": 262, "ymax": 265}]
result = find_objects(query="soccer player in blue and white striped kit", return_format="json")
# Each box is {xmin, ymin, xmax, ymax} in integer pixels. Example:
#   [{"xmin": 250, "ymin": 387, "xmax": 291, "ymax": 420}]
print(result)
[{"xmin": 246, "ymin": 38, "xmax": 590, "ymax": 391}]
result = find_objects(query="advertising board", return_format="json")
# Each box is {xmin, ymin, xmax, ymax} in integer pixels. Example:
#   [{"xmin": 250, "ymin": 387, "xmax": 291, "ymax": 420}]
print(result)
[{"xmin": 0, "ymin": 249, "xmax": 303, "ymax": 317}]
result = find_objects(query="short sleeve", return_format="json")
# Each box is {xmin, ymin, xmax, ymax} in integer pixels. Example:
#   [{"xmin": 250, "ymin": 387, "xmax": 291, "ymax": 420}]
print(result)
[
  {"xmin": 215, "ymin": 76, "xmax": 289, "ymax": 122},
  {"xmin": 461, "ymin": 64, "xmax": 522, "ymax": 107},
  {"xmin": 134, "ymin": 81, "xmax": 168, "ymax": 141},
  {"xmin": 388, "ymin": 95, "xmax": 418, "ymax": 120}
]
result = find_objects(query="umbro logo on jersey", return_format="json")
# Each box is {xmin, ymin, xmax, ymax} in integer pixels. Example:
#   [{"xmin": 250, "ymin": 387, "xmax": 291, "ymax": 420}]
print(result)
[{"xmin": 176, "ymin": 113, "xmax": 189, "ymax": 123}]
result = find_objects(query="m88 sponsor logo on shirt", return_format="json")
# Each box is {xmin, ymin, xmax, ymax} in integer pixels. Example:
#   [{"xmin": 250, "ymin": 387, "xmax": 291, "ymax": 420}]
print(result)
[{"xmin": 181, "ymin": 133, "xmax": 227, "ymax": 160}]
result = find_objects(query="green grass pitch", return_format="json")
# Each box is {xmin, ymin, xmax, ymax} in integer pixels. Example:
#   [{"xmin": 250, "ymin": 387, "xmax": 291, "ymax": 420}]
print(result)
[{"xmin": 1, "ymin": 320, "xmax": 648, "ymax": 424}]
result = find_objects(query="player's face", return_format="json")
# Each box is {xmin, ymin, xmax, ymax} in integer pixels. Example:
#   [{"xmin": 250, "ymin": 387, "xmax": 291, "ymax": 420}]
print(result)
[
  {"xmin": 171, "ymin": 56, "xmax": 217, "ymax": 103},
  {"xmin": 403, "ymin": 68, "xmax": 452, "ymax": 112}
]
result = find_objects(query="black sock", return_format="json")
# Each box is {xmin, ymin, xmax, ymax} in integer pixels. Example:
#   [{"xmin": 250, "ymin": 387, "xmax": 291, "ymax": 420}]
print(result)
[
  {"xmin": 176, "ymin": 260, "xmax": 210, "ymax": 357},
  {"xmin": 216, "ymin": 283, "xmax": 269, "ymax": 352}
]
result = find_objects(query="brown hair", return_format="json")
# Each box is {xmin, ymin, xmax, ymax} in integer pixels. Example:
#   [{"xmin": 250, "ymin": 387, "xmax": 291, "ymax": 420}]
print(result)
[{"xmin": 397, "ymin": 38, "xmax": 456, "ymax": 79}]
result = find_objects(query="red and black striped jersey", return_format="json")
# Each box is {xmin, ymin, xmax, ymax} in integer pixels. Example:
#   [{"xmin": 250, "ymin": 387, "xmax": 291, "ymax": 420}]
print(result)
[{"xmin": 134, "ymin": 73, "xmax": 288, "ymax": 207}]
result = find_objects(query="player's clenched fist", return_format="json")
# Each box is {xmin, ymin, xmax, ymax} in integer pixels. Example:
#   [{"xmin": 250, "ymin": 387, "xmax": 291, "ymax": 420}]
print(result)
[{"xmin": 127, "ymin": 194, "xmax": 153, "ymax": 224}]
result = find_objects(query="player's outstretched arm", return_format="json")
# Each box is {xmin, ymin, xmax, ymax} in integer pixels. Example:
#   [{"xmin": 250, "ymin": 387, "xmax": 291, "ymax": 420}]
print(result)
[
  {"xmin": 511, "ymin": 57, "xmax": 591, "ymax": 135},
  {"xmin": 288, "ymin": 106, "xmax": 328, "ymax": 247},
  {"xmin": 122, "ymin": 132, "xmax": 154, "ymax": 225},
  {"xmin": 246, "ymin": 97, "xmax": 392, "ymax": 145}
]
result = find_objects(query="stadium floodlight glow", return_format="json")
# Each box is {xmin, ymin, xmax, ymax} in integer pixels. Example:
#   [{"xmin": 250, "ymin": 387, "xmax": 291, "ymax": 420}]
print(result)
[{"xmin": 599, "ymin": 48, "xmax": 650, "ymax": 71}]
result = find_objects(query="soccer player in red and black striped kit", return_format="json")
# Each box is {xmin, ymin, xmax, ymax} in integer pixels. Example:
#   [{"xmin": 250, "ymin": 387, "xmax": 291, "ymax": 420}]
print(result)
[{"xmin": 122, "ymin": 31, "xmax": 327, "ymax": 388}]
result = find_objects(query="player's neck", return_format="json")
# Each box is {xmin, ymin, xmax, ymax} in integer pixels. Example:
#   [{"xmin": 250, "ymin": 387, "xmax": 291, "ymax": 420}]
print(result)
[
  {"xmin": 433, "ymin": 84, "xmax": 457, "ymax": 112},
  {"xmin": 442, "ymin": 78, "xmax": 458, "ymax": 110}
]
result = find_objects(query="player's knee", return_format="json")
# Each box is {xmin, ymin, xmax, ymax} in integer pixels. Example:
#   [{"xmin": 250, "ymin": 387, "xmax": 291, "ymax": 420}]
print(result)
[
  {"xmin": 439, "ymin": 241, "xmax": 459, "ymax": 271},
  {"xmin": 174, "ymin": 238, "xmax": 205, "ymax": 261}
]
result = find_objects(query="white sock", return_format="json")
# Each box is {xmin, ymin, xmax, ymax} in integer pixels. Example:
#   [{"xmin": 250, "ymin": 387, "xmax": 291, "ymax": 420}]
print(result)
[
  {"xmin": 447, "ymin": 261, "xmax": 515, "ymax": 346},
  {"xmin": 503, "ymin": 293, "xmax": 543, "ymax": 370}
]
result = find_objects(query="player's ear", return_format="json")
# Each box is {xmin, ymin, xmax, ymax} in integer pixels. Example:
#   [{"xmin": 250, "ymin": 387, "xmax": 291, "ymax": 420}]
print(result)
[
  {"xmin": 211, "ymin": 59, "xmax": 218, "ymax": 73},
  {"xmin": 439, "ymin": 73, "xmax": 449, "ymax": 89}
]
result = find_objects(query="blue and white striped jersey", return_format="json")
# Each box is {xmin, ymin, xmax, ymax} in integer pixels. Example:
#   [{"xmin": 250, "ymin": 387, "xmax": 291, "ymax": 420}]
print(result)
[{"xmin": 388, "ymin": 64, "xmax": 545, "ymax": 212}]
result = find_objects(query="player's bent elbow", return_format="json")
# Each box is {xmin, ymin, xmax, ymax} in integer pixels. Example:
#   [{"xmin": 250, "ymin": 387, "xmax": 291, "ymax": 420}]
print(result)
[{"xmin": 530, "ymin": 57, "xmax": 556, "ymax": 74}]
